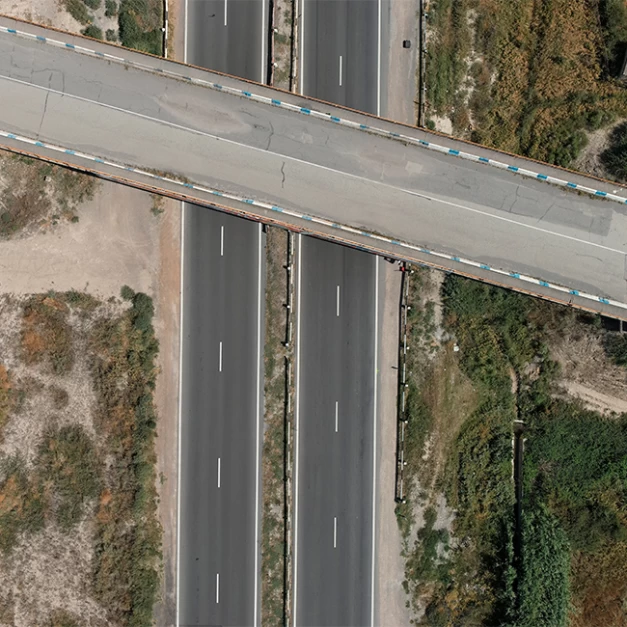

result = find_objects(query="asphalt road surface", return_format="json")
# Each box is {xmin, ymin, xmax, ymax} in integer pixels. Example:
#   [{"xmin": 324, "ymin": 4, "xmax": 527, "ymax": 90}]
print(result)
[
  {"xmin": 302, "ymin": 0, "xmax": 383, "ymax": 114},
  {"xmin": 179, "ymin": 210, "xmax": 264, "ymax": 627},
  {"xmin": 1, "ymin": 20, "xmax": 626, "ymax": 312},
  {"xmin": 297, "ymin": 7, "xmax": 381, "ymax": 621},
  {"xmin": 186, "ymin": 0, "xmax": 266, "ymax": 81},
  {"xmin": 178, "ymin": 8, "xmax": 265, "ymax": 625},
  {"xmin": 295, "ymin": 237, "xmax": 377, "ymax": 626}
]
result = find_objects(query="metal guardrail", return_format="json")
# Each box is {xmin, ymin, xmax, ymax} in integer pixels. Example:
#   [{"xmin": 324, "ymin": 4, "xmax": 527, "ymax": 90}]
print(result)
[{"xmin": 395, "ymin": 264, "xmax": 411, "ymax": 503}]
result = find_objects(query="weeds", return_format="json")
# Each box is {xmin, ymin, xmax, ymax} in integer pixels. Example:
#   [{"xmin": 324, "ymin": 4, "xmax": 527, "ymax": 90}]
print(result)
[{"xmin": 118, "ymin": 0, "xmax": 163, "ymax": 55}]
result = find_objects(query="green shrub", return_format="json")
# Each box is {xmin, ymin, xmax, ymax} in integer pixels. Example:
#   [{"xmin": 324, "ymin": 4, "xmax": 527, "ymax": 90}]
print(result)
[
  {"xmin": 82, "ymin": 25, "xmax": 103, "ymax": 39},
  {"xmin": 518, "ymin": 502, "xmax": 571, "ymax": 627},
  {"xmin": 120, "ymin": 285, "xmax": 135, "ymax": 301},
  {"xmin": 83, "ymin": 0, "xmax": 101, "ymax": 8},
  {"xmin": 601, "ymin": 121, "xmax": 627, "ymax": 180},
  {"xmin": 64, "ymin": 0, "xmax": 91, "ymax": 24},
  {"xmin": 106, "ymin": 29, "xmax": 118, "ymax": 41},
  {"xmin": 604, "ymin": 331, "xmax": 627, "ymax": 365},
  {"xmin": 37, "ymin": 425, "xmax": 100, "ymax": 529},
  {"xmin": 105, "ymin": 0, "xmax": 118, "ymax": 16}
]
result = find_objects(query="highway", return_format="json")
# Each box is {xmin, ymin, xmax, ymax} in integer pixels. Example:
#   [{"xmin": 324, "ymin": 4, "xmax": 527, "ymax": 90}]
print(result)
[
  {"xmin": 1, "ymin": 18, "xmax": 626, "ymax": 316},
  {"xmin": 186, "ymin": 0, "xmax": 266, "ymax": 82},
  {"xmin": 294, "ymin": 237, "xmax": 378, "ymax": 626},
  {"xmin": 301, "ymin": 0, "xmax": 387, "ymax": 115},
  {"xmin": 178, "ymin": 6, "xmax": 265, "ymax": 626},
  {"xmin": 295, "ymin": 6, "xmax": 382, "ymax": 623},
  {"xmin": 179, "ymin": 211, "xmax": 264, "ymax": 627}
]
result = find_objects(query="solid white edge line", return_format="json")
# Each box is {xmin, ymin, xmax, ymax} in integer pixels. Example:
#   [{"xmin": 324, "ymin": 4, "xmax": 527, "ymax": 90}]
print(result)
[
  {"xmin": 370, "ymin": 256, "xmax": 379, "ymax": 627},
  {"xmin": 261, "ymin": 0, "xmax": 267, "ymax": 83},
  {"xmin": 224, "ymin": 0, "xmax": 228, "ymax": 26},
  {"xmin": 184, "ymin": 0, "xmax": 188, "ymax": 64},
  {"xmin": 376, "ymin": 0, "xmax": 381, "ymax": 116},
  {"xmin": 254, "ymin": 221, "xmax": 262, "ymax": 627},
  {"xmin": 299, "ymin": 0, "xmax": 305, "ymax": 94},
  {"xmin": 176, "ymin": 201, "xmax": 185, "ymax": 627},
  {"xmin": 293, "ymin": 233, "xmax": 303, "ymax": 626}
]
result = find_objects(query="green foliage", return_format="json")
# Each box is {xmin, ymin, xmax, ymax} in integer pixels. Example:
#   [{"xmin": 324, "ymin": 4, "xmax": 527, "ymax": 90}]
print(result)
[
  {"xmin": 120, "ymin": 285, "xmax": 135, "ymax": 301},
  {"xmin": 105, "ymin": 0, "xmax": 118, "ymax": 15},
  {"xmin": 90, "ymin": 292, "xmax": 161, "ymax": 626},
  {"xmin": 425, "ymin": 0, "xmax": 473, "ymax": 115},
  {"xmin": 524, "ymin": 405, "xmax": 627, "ymax": 552},
  {"xmin": 604, "ymin": 330, "xmax": 627, "ymax": 365},
  {"xmin": 82, "ymin": 24, "xmax": 103, "ymax": 39},
  {"xmin": 599, "ymin": 0, "xmax": 627, "ymax": 75},
  {"xmin": 37, "ymin": 425, "xmax": 100, "ymax": 529},
  {"xmin": 601, "ymin": 121, "xmax": 627, "ymax": 181},
  {"xmin": 106, "ymin": 28, "xmax": 118, "ymax": 41},
  {"xmin": 83, "ymin": 0, "xmax": 101, "ymax": 8},
  {"xmin": 118, "ymin": 0, "xmax": 163, "ymax": 55},
  {"xmin": 407, "ymin": 507, "xmax": 451, "ymax": 586},
  {"xmin": 64, "ymin": 0, "xmax": 91, "ymax": 24},
  {"xmin": 517, "ymin": 502, "xmax": 571, "ymax": 627},
  {"xmin": 48, "ymin": 609, "xmax": 80, "ymax": 627},
  {"xmin": 0, "ymin": 455, "xmax": 45, "ymax": 553}
]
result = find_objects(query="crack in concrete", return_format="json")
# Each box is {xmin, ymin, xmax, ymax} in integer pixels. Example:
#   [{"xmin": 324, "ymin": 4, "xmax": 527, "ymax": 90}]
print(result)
[{"xmin": 280, "ymin": 161, "xmax": 286, "ymax": 188}]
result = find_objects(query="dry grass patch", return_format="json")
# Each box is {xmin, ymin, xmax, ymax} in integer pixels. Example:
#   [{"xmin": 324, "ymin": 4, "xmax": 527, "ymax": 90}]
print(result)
[
  {"xmin": 0, "ymin": 154, "xmax": 97, "ymax": 238},
  {"xmin": 261, "ymin": 226, "xmax": 290, "ymax": 625}
]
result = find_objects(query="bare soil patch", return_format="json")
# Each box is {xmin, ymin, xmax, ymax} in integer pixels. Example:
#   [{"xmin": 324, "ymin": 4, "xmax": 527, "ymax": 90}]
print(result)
[{"xmin": 551, "ymin": 324, "xmax": 627, "ymax": 415}]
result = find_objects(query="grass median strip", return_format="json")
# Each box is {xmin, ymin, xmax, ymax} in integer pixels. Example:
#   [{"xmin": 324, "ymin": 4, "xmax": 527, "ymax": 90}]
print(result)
[{"xmin": 261, "ymin": 226, "xmax": 294, "ymax": 625}]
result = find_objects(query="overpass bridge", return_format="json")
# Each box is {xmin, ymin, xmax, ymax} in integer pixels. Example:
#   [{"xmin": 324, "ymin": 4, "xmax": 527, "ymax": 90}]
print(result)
[{"xmin": 1, "ymin": 15, "xmax": 626, "ymax": 318}]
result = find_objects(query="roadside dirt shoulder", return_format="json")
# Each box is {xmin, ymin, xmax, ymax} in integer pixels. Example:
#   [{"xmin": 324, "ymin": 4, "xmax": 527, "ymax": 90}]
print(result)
[
  {"xmin": 153, "ymin": 200, "xmax": 181, "ymax": 627},
  {"xmin": 377, "ymin": 261, "xmax": 411, "ymax": 627}
]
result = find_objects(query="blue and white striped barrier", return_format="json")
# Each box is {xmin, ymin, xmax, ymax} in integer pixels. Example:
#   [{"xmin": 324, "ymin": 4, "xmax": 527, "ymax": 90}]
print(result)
[
  {"xmin": 1, "ymin": 127, "xmax": 624, "ymax": 313},
  {"xmin": 2, "ymin": 23, "xmax": 627, "ymax": 208}
]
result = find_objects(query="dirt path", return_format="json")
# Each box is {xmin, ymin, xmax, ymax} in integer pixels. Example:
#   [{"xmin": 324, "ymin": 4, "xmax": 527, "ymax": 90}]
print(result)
[
  {"xmin": 153, "ymin": 200, "xmax": 181, "ymax": 627},
  {"xmin": 376, "ymin": 261, "xmax": 411, "ymax": 627}
]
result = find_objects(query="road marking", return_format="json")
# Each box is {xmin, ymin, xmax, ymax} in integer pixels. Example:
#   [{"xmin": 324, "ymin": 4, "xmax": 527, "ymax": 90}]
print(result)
[
  {"xmin": 370, "ymin": 255, "xmax": 379, "ymax": 627},
  {"xmin": 224, "ymin": 0, "xmax": 228, "ymax": 26},
  {"xmin": 260, "ymin": 0, "xmax": 267, "ymax": 83},
  {"xmin": 184, "ymin": 0, "xmax": 188, "ymax": 64},
  {"xmin": 253, "ymin": 221, "xmax": 262, "ymax": 627},
  {"xmin": 334, "ymin": 516, "xmax": 337, "ymax": 549},
  {"xmin": 339, "ymin": 55, "xmax": 343, "ymax": 87},
  {"xmin": 219, "ymin": 341, "xmax": 223, "ymax": 372},
  {"xmin": 221, "ymin": 225, "xmax": 225, "ymax": 256},
  {"xmin": 377, "ymin": 0, "xmax": 381, "ymax": 116},
  {"xmin": 299, "ymin": 0, "xmax": 306, "ymax": 94},
  {"xmin": 217, "ymin": 457, "xmax": 221, "ymax": 488},
  {"xmin": 293, "ymin": 234, "xmax": 303, "ymax": 624},
  {"xmin": 335, "ymin": 401, "xmax": 339, "ymax": 433},
  {"xmin": 175, "ymin": 201, "xmax": 186, "ymax": 627},
  {"xmin": 216, "ymin": 573, "xmax": 220, "ymax": 604},
  {"xmin": 336, "ymin": 285, "xmax": 340, "ymax": 317}
]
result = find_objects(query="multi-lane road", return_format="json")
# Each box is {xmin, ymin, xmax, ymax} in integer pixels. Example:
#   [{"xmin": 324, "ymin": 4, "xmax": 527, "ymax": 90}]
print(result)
[
  {"xmin": 295, "ymin": 7, "xmax": 383, "ymax": 624},
  {"xmin": 294, "ymin": 237, "xmax": 379, "ymax": 626},
  {"xmin": 178, "ymin": 5, "xmax": 266, "ymax": 626},
  {"xmin": 179, "ymin": 212, "xmax": 263, "ymax": 626},
  {"xmin": 301, "ymin": 0, "xmax": 388, "ymax": 115}
]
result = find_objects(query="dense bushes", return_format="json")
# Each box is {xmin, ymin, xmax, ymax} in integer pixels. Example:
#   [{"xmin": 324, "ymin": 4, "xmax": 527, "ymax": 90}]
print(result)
[
  {"xmin": 517, "ymin": 502, "xmax": 571, "ymax": 627},
  {"xmin": 118, "ymin": 0, "xmax": 163, "ymax": 55},
  {"xmin": 90, "ymin": 292, "xmax": 161, "ymax": 627}
]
